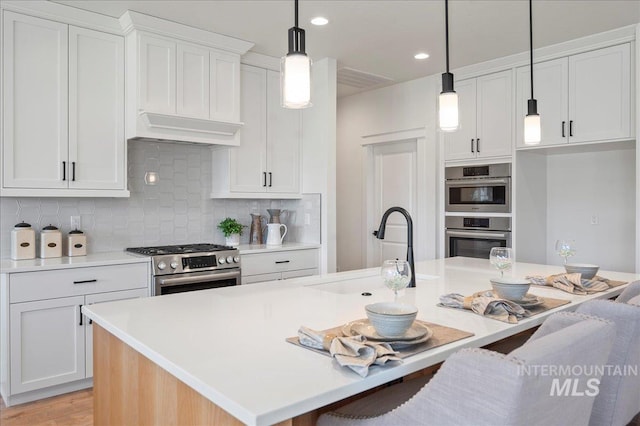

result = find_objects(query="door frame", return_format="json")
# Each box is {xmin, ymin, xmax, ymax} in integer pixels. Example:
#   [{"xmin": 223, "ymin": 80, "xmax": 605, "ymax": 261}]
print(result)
[{"xmin": 361, "ymin": 127, "xmax": 436, "ymax": 268}]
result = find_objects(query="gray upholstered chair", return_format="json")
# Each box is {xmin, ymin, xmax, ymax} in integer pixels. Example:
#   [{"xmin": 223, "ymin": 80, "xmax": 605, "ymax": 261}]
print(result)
[
  {"xmin": 616, "ymin": 280, "xmax": 640, "ymax": 305},
  {"xmin": 317, "ymin": 312, "xmax": 615, "ymax": 426},
  {"xmin": 575, "ymin": 299, "xmax": 640, "ymax": 426}
]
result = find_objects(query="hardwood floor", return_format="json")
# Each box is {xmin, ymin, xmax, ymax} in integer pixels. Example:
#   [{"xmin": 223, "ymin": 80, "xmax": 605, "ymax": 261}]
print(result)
[{"xmin": 0, "ymin": 389, "xmax": 92, "ymax": 426}]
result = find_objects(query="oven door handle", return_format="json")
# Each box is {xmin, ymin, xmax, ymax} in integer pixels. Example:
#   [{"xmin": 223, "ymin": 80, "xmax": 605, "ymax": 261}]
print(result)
[
  {"xmin": 156, "ymin": 270, "xmax": 240, "ymax": 286},
  {"xmin": 446, "ymin": 230, "xmax": 508, "ymax": 239},
  {"xmin": 446, "ymin": 178, "xmax": 509, "ymax": 187}
]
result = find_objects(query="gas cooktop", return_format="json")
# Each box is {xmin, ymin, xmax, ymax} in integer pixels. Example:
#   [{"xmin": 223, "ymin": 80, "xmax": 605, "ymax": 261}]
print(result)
[{"xmin": 126, "ymin": 243, "xmax": 236, "ymax": 256}]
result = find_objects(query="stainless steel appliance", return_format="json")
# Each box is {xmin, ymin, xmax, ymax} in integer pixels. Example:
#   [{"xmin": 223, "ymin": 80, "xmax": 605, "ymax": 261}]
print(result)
[
  {"xmin": 445, "ymin": 163, "xmax": 511, "ymax": 213},
  {"xmin": 126, "ymin": 243, "xmax": 241, "ymax": 296},
  {"xmin": 445, "ymin": 216, "xmax": 511, "ymax": 259}
]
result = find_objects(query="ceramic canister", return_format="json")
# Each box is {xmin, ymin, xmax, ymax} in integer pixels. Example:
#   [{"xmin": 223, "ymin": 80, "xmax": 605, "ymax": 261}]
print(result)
[
  {"xmin": 67, "ymin": 229, "xmax": 87, "ymax": 257},
  {"xmin": 40, "ymin": 224, "xmax": 62, "ymax": 258},
  {"xmin": 10, "ymin": 222, "xmax": 36, "ymax": 260}
]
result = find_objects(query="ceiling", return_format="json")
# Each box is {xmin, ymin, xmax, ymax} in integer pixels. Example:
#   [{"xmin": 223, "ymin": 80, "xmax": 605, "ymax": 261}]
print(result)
[{"xmin": 54, "ymin": 1, "xmax": 640, "ymax": 97}]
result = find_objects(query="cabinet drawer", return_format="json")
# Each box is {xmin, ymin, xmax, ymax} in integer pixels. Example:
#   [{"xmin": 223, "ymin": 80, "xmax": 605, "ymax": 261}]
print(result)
[
  {"xmin": 9, "ymin": 263, "xmax": 149, "ymax": 303},
  {"xmin": 241, "ymin": 272, "xmax": 282, "ymax": 285},
  {"xmin": 241, "ymin": 249, "xmax": 318, "ymax": 276},
  {"xmin": 282, "ymin": 268, "xmax": 318, "ymax": 280}
]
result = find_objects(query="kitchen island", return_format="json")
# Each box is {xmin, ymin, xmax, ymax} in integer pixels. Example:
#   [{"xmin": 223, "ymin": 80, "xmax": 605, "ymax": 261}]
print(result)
[{"xmin": 83, "ymin": 257, "xmax": 639, "ymax": 425}]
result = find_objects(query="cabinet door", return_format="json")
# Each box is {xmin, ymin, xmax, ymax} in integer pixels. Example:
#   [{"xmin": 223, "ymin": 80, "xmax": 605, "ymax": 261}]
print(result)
[
  {"xmin": 10, "ymin": 296, "xmax": 85, "ymax": 394},
  {"xmin": 443, "ymin": 79, "xmax": 476, "ymax": 161},
  {"xmin": 69, "ymin": 27, "xmax": 125, "ymax": 190},
  {"xmin": 177, "ymin": 43, "xmax": 210, "ymax": 118},
  {"xmin": 138, "ymin": 34, "xmax": 176, "ymax": 114},
  {"xmin": 569, "ymin": 43, "xmax": 631, "ymax": 143},
  {"xmin": 210, "ymin": 51, "xmax": 240, "ymax": 123},
  {"xmin": 516, "ymin": 58, "xmax": 569, "ymax": 148},
  {"xmin": 476, "ymin": 70, "xmax": 512, "ymax": 158},
  {"xmin": 2, "ymin": 11, "xmax": 68, "ymax": 189},
  {"xmin": 229, "ymin": 65, "xmax": 267, "ymax": 192},
  {"xmin": 266, "ymin": 70, "xmax": 301, "ymax": 194},
  {"xmin": 84, "ymin": 288, "xmax": 147, "ymax": 377}
]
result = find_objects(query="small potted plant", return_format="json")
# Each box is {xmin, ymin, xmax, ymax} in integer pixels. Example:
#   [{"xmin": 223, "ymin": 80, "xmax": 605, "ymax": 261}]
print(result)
[{"xmin": 217, "ymin": 217, "xmax": 245, "ymax": 247}]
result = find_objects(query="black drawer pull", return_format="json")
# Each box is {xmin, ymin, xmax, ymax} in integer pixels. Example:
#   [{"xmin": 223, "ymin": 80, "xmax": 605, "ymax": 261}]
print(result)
[
  {"xmin": 268, "ymin": 172, "xmax": 272, "ymax": 187},
  {"xmin": 263, "ymin": 172, "xmax": 267, "ymax": 187},
  {"xmin": 562, "ymin": 121, "xmax": 566, "ymax": 137},
  {"xmin": 476, "ymin": 138, "xmax": 480, "ymax": 152},
  {"xmin": 569, "ymin": 120, "xmax": 574, "ymax": 137},
  {"xmin": 62, "ymin": 161, "xmax": 66, "ymax": 181},
  {"xmin": 470, "ymin": 139, "xmax": 475, "ymax": 153},
  {"xmin": 79, "ymin": 305, "xmax": 83, "ymax": 326},
  {"xmin": 275, "ymin": 260, "xmax": 290, "ymax": 264},
  {"xmin": 72, "ymin": 161, "xmax": 76, "ymax": 181},
  {"xmin": 73, "ymin": 279, "xmax": 97, "ymax": 284}
]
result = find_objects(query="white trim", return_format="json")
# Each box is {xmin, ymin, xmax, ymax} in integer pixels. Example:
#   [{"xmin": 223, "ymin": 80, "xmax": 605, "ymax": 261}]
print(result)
[
  {"xmin": 361, "ymin": 127, "xmax": 425, "ymax": 146},
  {"xmin": 242, "ymin": 52, "xmax": 280, "ymax": 71},
  {"xmin": 0, "ymin": 189, "xmax": 130, "ymax": 198},
  {"xmin": 454, "ymin": 25, "xmax": 636, "ymax": 81},
  {"xmin": 636, "ymin": 24, "xmax": 640, "ymax": 273},
  {"xmin": 119, "ymin": 11, "xmax": 253, "ymax": 54},
  {"xmin": 0, "ymin": 1, "xmax": 121, "ymax": 35}
]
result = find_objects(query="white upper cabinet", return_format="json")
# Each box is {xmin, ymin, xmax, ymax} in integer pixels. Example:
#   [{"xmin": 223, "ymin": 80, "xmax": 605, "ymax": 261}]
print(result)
[
  {"xmin": 122, "ymin": 11, "xmax": 252, "ymax": 145},
  {"xmin": 444, "ymin": 70, "xmax": 512, "ymax": 161},
  {"xmin": 2, "ymin": 11, "xmax": 126, "ymax": 196},
  {"xmin": 2, "ymin": 12, "xmax": 69, "ymax": 189},
  {"xmin": 211, "ymin": 65, "xmax": 301, "ymax": 198},
  {"xmin": 516, "ymin": 43, "xmax": 631, "ymax": 148},
  {"xmin": 139, "ymin": 34, "xmax": 177, "ymax": 115},
  {"xmin": 69, "ymin": 26, "xmax": 125, "ymax": 190},
  {"xmin": 569, "ymin": 44, "xmax": 631, "ymax": 143}
]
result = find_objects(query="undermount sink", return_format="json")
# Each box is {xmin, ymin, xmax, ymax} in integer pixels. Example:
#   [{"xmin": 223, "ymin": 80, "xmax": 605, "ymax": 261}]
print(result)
[{"xmin": 306, "ymin": 274, "xmax": 438, "ymax": 295}]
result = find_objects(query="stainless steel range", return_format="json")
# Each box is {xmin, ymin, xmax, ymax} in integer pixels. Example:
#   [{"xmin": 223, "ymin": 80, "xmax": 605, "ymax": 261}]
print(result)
[{"xmin": 126, "ymin": 243, "xmax": 241, "ymax": 296}]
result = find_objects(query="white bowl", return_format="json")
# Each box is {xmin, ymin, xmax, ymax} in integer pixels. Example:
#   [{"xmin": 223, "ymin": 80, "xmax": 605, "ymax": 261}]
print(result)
[
  {"xmin": 490, "ymin": 278, "xmax": 531, "ymax": 301},
  {"xmin": 565, "ymin": 263, "xmax": 599, "ymax": 280},
  {"xmin": 365, "ymin": 302, "xmax": 418, "ymax": 338}
]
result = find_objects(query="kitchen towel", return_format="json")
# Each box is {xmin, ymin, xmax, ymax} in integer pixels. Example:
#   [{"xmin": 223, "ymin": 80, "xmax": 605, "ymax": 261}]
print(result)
[
  {"xmin": 439, "ymin": 291, "xmax": 529, "ymax": 324},
  {"xmin": 297, "ymin": 326, "xmax": 401, "ymax": 377},
  {"xmin": 527, "ymin": 273, "xmax": 626, "ymax": 295}
]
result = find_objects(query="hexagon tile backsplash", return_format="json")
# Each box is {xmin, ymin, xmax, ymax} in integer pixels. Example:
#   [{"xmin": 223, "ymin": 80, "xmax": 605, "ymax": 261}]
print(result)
[{"xmin": 0, "ymin": 141, "xmax": 320, "ymax": 258}]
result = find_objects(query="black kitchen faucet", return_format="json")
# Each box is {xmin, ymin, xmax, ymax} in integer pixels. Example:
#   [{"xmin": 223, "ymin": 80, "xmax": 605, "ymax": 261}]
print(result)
[{"xmin": 373, "ymin": 206, "xmax": 416, "ymax": 288}]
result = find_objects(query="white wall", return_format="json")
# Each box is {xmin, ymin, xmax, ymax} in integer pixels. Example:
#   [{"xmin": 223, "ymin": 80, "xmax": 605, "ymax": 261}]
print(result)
[
  {"xmin": 336, "ymin": 75, "xmax": 438, "ymax": 272},
  {"xmin": 545, "ymin": 148, "xmax": 636, "ymax": 271},
  {"xmin": 302, "ymin": 58, "xmax": 337, "ymax": 273}
]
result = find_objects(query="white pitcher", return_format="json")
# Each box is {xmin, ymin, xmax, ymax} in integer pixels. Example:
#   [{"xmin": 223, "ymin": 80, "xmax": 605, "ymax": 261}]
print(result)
[{"xmin": 266, "ymin": 223, "xmax": 287, "ymax": 246}]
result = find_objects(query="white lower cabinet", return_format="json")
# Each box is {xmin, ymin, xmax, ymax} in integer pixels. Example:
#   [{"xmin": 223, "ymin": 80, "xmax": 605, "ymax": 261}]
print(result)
[
  {"xmin": 1, "ymin": 262, "xmax": 148, "ymax": 405},
  {"xmin": 241, "ymin": 249, "xmax": 319, "ymax": 284}
]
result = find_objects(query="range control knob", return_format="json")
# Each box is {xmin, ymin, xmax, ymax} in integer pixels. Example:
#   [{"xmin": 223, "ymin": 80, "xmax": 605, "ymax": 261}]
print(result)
[
  {"xmin": 219, "ymin": 257, "xmax": 226, "ymax": 264},
  {"xmin": 233, "ymin": 256, "xmax": 240, "ymax": 263},
  {"xmin": 170, "ymin": 261, "xmax": 178, "ymax": 269},
  {"xmin": 226, "ymin": 256, "xmax": 234, "ymax": 264},
  {"xmin": 157, "ymin": 261, "xmax": 166, "ymax": 270}
]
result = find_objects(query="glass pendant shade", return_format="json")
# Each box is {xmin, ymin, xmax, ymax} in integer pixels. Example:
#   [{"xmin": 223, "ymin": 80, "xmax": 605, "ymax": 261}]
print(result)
[
  {"xmin": 524, "ymin": 113, "xmax": 541, "ymax": 144},
  {"xmin": 438, "ymin": 91, "xmax": 459, "ymax": 132},
  {"xmin": 281, "ymin": 53, "xmax": 312, "ymax": 109}
]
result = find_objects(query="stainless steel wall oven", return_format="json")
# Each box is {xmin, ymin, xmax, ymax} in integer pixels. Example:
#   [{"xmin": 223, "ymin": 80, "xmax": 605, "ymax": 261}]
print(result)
[
  {"xmin": 445, "ymin": 163, "xmax": 511, "ymax": 213},
  {"xmin": 445, "ymin": 217, "xmax": 511, "ymax": 259}
]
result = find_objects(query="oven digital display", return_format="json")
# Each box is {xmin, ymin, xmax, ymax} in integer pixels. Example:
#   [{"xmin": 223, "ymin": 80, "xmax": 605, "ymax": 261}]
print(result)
[
  {"xmin": 462, "ymin": 166, "xmax": 490, "ymax": 177},
  {"xmin": 463, "ymin": 218, "xmax": 490, "ymax": 228},
  {"xmin": 183, "ymin": 256, "xmax": 217, "ymax": 269}
]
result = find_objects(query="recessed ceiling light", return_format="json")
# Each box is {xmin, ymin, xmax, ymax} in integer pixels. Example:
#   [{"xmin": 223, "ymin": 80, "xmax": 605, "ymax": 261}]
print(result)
[
  {"xmin": 414, "ymin": 53, "xmax": 430, "ymax": 60},
  {"xmin": 310, "ymin": 17, "xmax": 329, "ymax": 26}
]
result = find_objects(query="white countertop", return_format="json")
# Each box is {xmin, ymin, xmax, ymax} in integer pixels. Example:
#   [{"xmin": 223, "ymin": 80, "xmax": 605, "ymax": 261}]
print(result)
[
  {"xmin": 83, "ymin": 257, "xmax": 639, "ymax": 426},
  {"xmin": 0, "ymin": 251, "xmax": 150, "ymax": 273},
  {"xmin": 237, "ymin": 242, "xmax": 321, "ymax": 254}
]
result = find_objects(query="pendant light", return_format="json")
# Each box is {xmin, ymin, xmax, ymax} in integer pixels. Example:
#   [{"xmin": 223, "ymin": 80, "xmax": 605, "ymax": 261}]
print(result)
[
  {"xmin": 438, "ymin": 0, "xmax": 458, "ymax": 132},
  {"xmin": 524, "ymin": 0, "xmax": 541, "ymax": 144},
  {"xmin": 281, "ymin": 0, "xmax": 312, "ymax": 109}
]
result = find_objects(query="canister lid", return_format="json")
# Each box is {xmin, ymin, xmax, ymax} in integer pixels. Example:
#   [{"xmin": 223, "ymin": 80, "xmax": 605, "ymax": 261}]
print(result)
[
  {"xmin": 42, "ymin": 224, "xmax": 59, "ymax": 231},
  {"xmin": 69, "ymin": 229, "xmax": 84, "ymax": 234},
  {"xmin": 14, "ymin": 222, "xmax": 31, "ymax": 228}
]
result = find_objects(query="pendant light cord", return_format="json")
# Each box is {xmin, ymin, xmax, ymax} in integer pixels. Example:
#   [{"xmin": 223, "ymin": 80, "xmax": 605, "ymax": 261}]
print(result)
[
  {"xmin": 295, "ymin": 0, "xmax": 299, "ymax": 28},
  {"xmin": 445, "ymin": 0, "xmax": 450, "ymax": 73},
  {"xmin": 529, "ymin": 0, "xmax": 534, "ymax": 100}
]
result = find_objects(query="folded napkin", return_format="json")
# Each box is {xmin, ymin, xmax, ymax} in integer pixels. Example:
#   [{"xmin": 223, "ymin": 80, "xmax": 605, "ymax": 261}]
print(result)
[
  {"xmin": 439, "ymin": 291, "xmax": 529, "ymax": 324},
  {"xmin": 298, "ymin": 326, "xmax": 401, "ymax": 377},
  {"xmin": 527, "ymin": 273, "xmax": 620, "ymax": 295}
]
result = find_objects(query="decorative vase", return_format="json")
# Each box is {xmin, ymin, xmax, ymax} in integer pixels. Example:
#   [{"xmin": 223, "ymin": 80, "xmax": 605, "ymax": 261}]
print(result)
[{"xmin": 225, "ymin": 234, "xmax": 240, "ymax": 247}]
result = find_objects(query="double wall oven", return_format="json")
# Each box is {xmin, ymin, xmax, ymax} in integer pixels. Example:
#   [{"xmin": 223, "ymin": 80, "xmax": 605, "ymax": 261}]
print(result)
[
  {"xmin": 127, "ymin": 244, "xmax": 241, "ymax": 296},
  {"xmin": 445, "ymin": 163, "xmax": 512, "ymax": 259}
]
